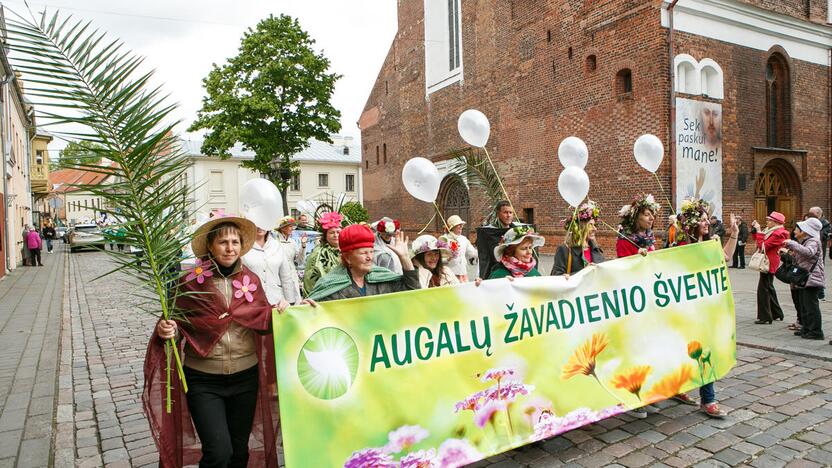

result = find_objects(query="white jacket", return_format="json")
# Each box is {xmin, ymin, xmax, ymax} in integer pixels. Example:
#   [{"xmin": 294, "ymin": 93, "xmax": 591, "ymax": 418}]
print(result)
[
  {"xmin": 276, "ymin": 231, "xmax": 304, "ymax": 299},
  {"xmin": 242, "ymin": 236, "xmax": 299, "ymax": 305},
  {"xmin": 446, "ymin": 234, "xmax": 478, "ymax": 276}
]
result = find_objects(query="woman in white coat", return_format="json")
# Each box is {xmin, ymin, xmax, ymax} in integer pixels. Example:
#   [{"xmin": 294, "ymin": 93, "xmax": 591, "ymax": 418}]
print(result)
[
  {"xmin": 443, "ymin": 215, "xmax": 478, "ymax": 282},
  {"xmin": 275, "ymin": 216, "xmax": 306, "ymax": 301},
  {"xmin": 242, "ymin": 227, "xmax": 299, "ymax": 305}
]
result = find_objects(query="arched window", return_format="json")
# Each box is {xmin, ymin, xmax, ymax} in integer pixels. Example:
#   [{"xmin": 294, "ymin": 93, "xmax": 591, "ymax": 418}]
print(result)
[
  {"xmin": 699, "ymin": 59, "xmax": 724, "ymax": 99},
  {"xmin": 615, "ymin": 69, "xmax": 632, "ymax": 95},
  {"xmin": 766, "ymin": 54, "xmax": 791, "ymax": 148},
  {"xmin": 674, "ymin": 54, "xmax": 699, "ymax": 94}
]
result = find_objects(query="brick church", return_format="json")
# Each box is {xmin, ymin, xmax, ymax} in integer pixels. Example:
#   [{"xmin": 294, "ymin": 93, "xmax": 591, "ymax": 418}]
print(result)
[{"xmin": 359, "ymin": 0, "xmax": 832, "ymax": 254}]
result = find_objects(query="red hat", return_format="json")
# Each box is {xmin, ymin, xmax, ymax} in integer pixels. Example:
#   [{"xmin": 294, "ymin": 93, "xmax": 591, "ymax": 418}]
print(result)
[
  {"xmin": 338, "ymin": 224, "xmax": 375, "ymax": 253},
  {"xmin": 766, "ymin": 211, "xmax": 785, "ymax": 224}
]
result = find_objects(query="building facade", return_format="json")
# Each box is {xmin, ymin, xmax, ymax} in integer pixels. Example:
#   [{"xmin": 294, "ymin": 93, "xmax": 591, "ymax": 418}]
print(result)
[
  {"xmin": 360, "ymin": 0, "xmax": 831, "ymax": 253},
  {"xmin": 30, "ymin": 128, "xmax": 52, "ymax": 225},
  {"xmin": 49, "ymin": 167, "xmax": 111, "ymax": 225}
]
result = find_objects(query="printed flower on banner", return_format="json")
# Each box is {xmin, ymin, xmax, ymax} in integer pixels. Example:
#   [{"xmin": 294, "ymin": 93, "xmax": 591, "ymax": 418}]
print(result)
[
  {"xmin": 610, "ymin": 365, "xmax": 652, "ymax": 401},
  {"xmin": 595, "ymin": 404, "xmax": 627, "ymax": 420},
  {"xmin": 687, "ymin": 341, "xmax": 703, "ymax": 360},
  {"xmin": 454, "ymin": 390, "xmax": 484, "ymax": 413},
  {"xmin": 561, "ymin": 333, "xmax": 608, "ymax": 380},
  {"xmin": 483, "ymin": 382, "xmax": 534, "ymax": 404},
  {"xmin": 530, "ymin": 404, "xmax": 628, "ymax": 442},
  {"xmin": 523, "ymin": 396, "xmax": 553, "ymax": 428},
  {"xmin": 687, "ymin": 340, "xmax": 716, "ymax": 384},
  {"xmin": 399, "ymin": 449, "xmax": 436, "ymax": 468},
  {"xmin": 479, "ymin": 368, "xmax": 515, "ymax": 383},
  {"xmin": 343, "ymin": 447, "xmax": 396, "ymax": 468},
  {"xmin": 645, "ymin": 363, "xmax": 695, "ymax": 404},
  {"xmin": 435, "ymin": 438, "xmax": 482, "ymax": 468},
  {"xmin": 185, "ymin": 258, "xmax": 213, "ymax": 284},
  {"xmin": 474, "ymin": 398, "xmax": 507, "ymax": 428},
  {"xmin": 383, "ymin": 425, "xmax": 429, "ymax": 454},
  {"xmin": 232, "ymin": 275, "xmax": 258, "ymax": 303}
]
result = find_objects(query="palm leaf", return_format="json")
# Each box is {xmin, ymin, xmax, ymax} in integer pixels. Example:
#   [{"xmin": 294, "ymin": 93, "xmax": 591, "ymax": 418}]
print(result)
[
  {"xmin": 448, "ymin": 148, "xmax": 505, "ymax": 224},
  {"xmin": 5, "ymin": 7, "xmax": 196, "ymax": 411}
]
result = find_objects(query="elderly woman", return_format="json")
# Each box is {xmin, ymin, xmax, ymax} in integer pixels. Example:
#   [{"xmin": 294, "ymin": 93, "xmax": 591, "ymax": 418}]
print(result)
[
  {"xmin": 303, "ymin": 211, "xmax": 343, "ymax": 293},
  {"xmin": 616, "ymin": 194, "xmax": 660, "ymax": 257},
  {"xmin": 444, "ymin": 215, "xmax": 478, "ymax": 282},
  {"xmin": 488, "ymin": 226, "xmax": 545, "ymax": 279},
  {"xmin": 242, "ymin": 226, "xmax": 298, "ymax": 305},
  {"xmin": 552, "ymin": 200, "xmax": 604, "ymax": 276},
  {"xmin": 307, "ymin": 224, "xmax": 420, "ymax": 301},
  {"xmin": 411, "ymin": 235, "xmax": 459, "ymax": 288},
  {"xmin": 275, "ymin": 215, "xmax": 306, "ymax": 299},
  {"xmin": 779, "ymin": 218, "xmax": 825, "ymax": 340},
  {"xmin": 371, "ymin": 216, "xmax": 403, "ymax": 274},
  {"xmin": 147, "ymin": 216, "xmax": 279, "ymax": 467},
  {"xmin": 751, "ymin": 212, "xmax": 790, "ymax": 324}
]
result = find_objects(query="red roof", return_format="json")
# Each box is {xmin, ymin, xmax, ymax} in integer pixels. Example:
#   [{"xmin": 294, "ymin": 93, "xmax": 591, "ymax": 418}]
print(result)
[{"xmin": 49, "ymin": 166, "xmax": 111, "ymax": 193}]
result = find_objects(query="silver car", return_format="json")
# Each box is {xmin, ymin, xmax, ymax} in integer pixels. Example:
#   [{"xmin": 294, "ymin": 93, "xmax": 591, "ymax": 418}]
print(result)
[{"xmin": 69, "ymin": 224, "xmax": 105, "ymax": 252}]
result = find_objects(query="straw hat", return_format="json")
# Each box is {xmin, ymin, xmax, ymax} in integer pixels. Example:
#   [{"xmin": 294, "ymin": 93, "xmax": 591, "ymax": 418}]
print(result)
[
  {"xmin": 191, "ymin": 215, "xmax": 256, "ymax": 259},
  {"xmin": 493, "ymin": 226, "xmax": 545, "ymax": 261},
  {"xmin": 446, "ymin": 215, "xmax": 466, "ymax": 230},
  {"xmin": 410, "ymin": 235, "xmax": 452, "ymax": 262},
  {"xmin": 277, "ymin": 215, "xmax": 297, "ymax": 230}
]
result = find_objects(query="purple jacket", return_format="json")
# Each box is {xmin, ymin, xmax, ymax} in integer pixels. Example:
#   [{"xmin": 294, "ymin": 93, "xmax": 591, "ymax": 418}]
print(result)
[
  {"xmin": 785, "ymin": 237, "xmax": 825, "ymax": 288},
  {"xmin": 26, "ymin": 230, "xmax": 42, "ymax": 250}
]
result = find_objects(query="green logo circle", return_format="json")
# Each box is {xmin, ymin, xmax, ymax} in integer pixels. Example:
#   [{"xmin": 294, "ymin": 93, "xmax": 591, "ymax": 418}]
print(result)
[{"xmin": 297, "ymin": 327, "xmax": 359, "ymax": 400}]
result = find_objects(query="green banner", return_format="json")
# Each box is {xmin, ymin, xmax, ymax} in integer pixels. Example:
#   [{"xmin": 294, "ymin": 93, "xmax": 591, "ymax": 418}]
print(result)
[{"xmin": 273, "ymin": 241, "xmax": 736, "ymax": 467}]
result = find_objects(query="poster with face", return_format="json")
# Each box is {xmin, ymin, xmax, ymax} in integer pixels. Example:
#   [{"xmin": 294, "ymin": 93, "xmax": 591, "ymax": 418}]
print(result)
[{"xmin": 675, "ymin": 98, "xmax": 723, "ymax": 219}]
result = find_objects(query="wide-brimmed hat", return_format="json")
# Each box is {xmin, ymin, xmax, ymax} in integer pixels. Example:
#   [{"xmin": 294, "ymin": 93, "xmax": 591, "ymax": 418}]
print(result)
[
  {"xmin": 191, "ymin": 215, "xmax": 256, "ymax": 259},
  {"xmin": 766, "ymin": 211, "xmax": 785, "ymax": 225},
  {"xmin": 372, "ymin": 217, "xmax": 400, "ymax": 234},
  {"xmin": 410, "ymin": 234, "xmax": 452, "ymax": 262},
  {"xmin": 277, "ymin": 215, "xmax": 297, "ymax": 230},
  {"xmin": 446, "ymin": 215, "xmax": 466, "ymax": 230},
  {"xmin": 797, "ymin": 218, "xmax": 822, "ymax": 239},
  {"xmin": 493, "ymin": 226, "xmax": 545, "ymax": 261}
]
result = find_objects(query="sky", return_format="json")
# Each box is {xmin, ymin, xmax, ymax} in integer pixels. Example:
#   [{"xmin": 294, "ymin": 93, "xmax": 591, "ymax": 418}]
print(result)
[{"xmin": 2, "ymin": 0, "xmax": 398, "ymax": 149}]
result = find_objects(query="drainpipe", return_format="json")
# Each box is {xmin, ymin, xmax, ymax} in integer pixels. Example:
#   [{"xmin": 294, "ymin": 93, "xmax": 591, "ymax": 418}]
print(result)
[
  {"xmin": 668, "ymin": 0, "xmax": 681, "ymax": 219},
  {"xmin": 0, "ymin": 73, "xmax": 12, "ymax": 273},
  {"xmin": 828, "ymin": 48, "xmax": 831, "ymax": 217}
]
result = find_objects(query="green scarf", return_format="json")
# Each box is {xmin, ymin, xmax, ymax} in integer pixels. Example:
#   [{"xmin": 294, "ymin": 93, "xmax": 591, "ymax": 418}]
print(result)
[
  {"xmin": 303, "ymin": 243, "xmax": 341, "ymax": 293},
  {"xmin": 308, "ymin": 264, "xmax": 402, "ymax": 301}
]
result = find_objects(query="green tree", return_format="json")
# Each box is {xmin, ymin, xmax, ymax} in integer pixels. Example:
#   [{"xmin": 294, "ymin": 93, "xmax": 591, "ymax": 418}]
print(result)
[
  {"xmin": 189, "ymin": 14, "xmax": 342, "ymax": 213},
  {"xmin": 341, "ymin": 201, "xmax": 368, "ymax": 224},
  {"xmin": 59, "ymin": 140, "xmax": 104, "ymax": 168}
]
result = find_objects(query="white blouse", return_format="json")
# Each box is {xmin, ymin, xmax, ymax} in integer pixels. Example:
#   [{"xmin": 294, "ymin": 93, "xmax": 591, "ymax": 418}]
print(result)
[
  {"xmin": 446, "ymin": 234, "xmax": 478, "ymax": 276},
  {"xmin": 242, "ymin": 235, "xmax": 299, "ymax": 305}
]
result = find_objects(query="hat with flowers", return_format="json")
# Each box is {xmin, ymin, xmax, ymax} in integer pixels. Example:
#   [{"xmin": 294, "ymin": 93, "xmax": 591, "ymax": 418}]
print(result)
[
  {"xmin": 493, "ymin": 225, "xmax": 545, "ymax": 261},
  {"xmin": 410, "ymin": 235, "xmax": 453, "ymax": 261},
  {"xmin": 618, "ymin": 194, "xmax": 661, "ymax": 234},
  {"xmin": 372, "ymin": 217, "xmax": 401, "ymax": 235},
  {"xmin": 317, "ymin": 211, "xmax": 344, "ymax": 232},
  {"xmin": 438, "ymin": 234, "xmax": 461, "ymax": 260},
  {"xmin": 277, "ymin": 215, "xmax": 296, "ymax": 230}
]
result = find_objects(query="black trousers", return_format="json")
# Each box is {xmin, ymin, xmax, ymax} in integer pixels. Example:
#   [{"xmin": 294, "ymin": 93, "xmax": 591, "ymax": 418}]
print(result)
[
  {"xmin": 732, "ymin": 244, "xmax": 746, "ymax": 268},
  {"xmin": 796, "ymin": 287, "xmax": 824, "ymax": 339},
  {"xmin": 29, "ymin": 248, "xmax": 42, "ymax": 266},
  {"xmin": 185, "ymin": 365, "xmax": 259, "ymax": 468},
  {"xmin": 757, "ymin": 273, "xmax": 784, "ymax": 321},
  {"xmin": 790, "ymin": 288, "xmax": 801, "ymax": 326}
]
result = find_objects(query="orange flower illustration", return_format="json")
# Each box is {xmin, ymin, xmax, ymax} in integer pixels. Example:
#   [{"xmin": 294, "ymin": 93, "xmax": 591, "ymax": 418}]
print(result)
[
  {"xmin": 687, "ymin": 341, "xmax": 703, "ymax": 360},
  {"xmin": 561, "ymin": 333, "xmax": 608, "ymax": 380},
  {"xmin": 610, "ymin": 365, "xmax": 652, "ymax": 400},
  {"xmin": 645, "ymin": 364, "xmax": 695, "ymax": 404}
]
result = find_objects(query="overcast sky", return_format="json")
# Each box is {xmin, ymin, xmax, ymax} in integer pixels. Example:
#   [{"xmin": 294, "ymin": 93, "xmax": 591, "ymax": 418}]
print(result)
[{"xmin": 2, "ymin": 0, "xmax": 398, "ymax": 148}]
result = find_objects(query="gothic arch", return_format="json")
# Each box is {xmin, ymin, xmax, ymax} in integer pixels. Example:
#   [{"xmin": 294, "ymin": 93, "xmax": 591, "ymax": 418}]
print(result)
[
  {"xmin": 754, "ymin": 158, "xmax": 801, "ymax": 227},
  {"xmin": 437, "ymin": 175, "xmax": 470, "ymax": 234}
]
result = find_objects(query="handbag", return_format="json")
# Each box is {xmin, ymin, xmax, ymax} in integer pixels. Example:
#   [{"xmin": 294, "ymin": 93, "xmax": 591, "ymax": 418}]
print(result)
[
  {"xmin": 775, "ymin": 251, "xmax": 820, "ymax": 288},
  {"xmin": 749, "ymin": 238, "xmax": 770, "ymax": 273}
]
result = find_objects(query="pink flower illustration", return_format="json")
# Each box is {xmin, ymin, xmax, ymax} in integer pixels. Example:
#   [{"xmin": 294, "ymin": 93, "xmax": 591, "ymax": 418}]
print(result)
[
  {"xmin": 185, "ymin": 258, "xmax": 213, "ymax": 284},
  {"xmin": 232, "ymin": 275, "xmax": 257, "ymax": 302},
  {"xmin": 383, "ymin": 425, "xmax": 428, "ymax": 454},
  {"xmin": 343, "ymin": 448, "xmax": 396, "ymax": 468},
  {"xmin": 454, "ymin": 390, "xmax": 484, "ymax": 413},
  {"xmin": 474, "ymin": 399, "xmax": 507, "ymax": 428},
  {"xmin": 557, "ymin": 407, "xmax": 600, "ymax": 434},
  {"xmin": 523, "ymin": 396, "xmax": 553, "ymax": 426},
  {"xmin": 532, "ymin": 411, "xmax": 565, "ymax": 441},
  {"xmin": 479, "ymin": 367, "xmax": 514, "ymax": 383},
  {"xmin": 399, "ymin": 449, "xmax": 436, "ymax": 468},
  {"xmin": 483, "ymin": 382, "xmax": 534, "ymax": 403},
  {"xmin": 435, "ymin": 439, "xmax": 481, "ymax": 468},
  {"xmin": 596, "ymin": 404, "xmax": 627, "ymax": 420}
]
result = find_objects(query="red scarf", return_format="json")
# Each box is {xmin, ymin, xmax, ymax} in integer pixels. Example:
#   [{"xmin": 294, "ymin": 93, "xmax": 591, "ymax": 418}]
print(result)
[
  {"xmin": 142, "ymin": 262, "xmax": 279, "ymax": 467},
  {"xmin": 500, "ymin": 255, "xmax": 537, "ymax": 277}
]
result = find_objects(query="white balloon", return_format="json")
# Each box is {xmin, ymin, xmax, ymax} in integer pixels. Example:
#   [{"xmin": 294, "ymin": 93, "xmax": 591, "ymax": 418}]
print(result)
[
  {"xmin": 633, "ymin": 134, "xmax": 664, "ymax": 173},
  {"xmin": 239, "ymin": 178, "xmax": 284, "ymax": 230},
  {"xmin": 457, "ymin": 109, "xmax": 491, "ymax": 148},
  {"xmin": 402, "ymin": 157, "xmax": 441, "ymax": 203},
  {"xmin": 558, "ymin": 167, "xmax": 590, "ymax": 207},
  {"xmin": 558, "ymin": 136, "xmax": 588, "ymax": 169}
]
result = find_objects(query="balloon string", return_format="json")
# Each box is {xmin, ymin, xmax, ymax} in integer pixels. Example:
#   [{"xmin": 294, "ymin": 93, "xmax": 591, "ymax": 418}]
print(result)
[
  {"xmin": 417, "ymin": 211, "xmax": 438, "ymax": 235},
  {"xmin": 654, "ymin": 172, "xmax": 675, "ymax": 214},
  {"xmin": 482, "ymin": 147, "xmax": 515, "ymax": 216},
  {"xmin": 433, "ymin": 202, "xmax": 451, "ymax": 233},
  {"xmin": 599, "ymin": 220, "xmax": 640, "ymax": 248}
]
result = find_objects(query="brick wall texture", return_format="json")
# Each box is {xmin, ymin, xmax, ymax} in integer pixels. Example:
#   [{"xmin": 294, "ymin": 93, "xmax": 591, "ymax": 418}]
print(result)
[{"xmin": 360, "ymin": 0, "xmax": 831, "ymax": 255}]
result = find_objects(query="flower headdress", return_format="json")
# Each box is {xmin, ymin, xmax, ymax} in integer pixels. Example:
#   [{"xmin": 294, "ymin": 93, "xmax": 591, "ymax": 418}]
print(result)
[
  {"xmin": 562, "ymin": 200, "xmax": 601, "ymax": 246},
  {"xmin": 493, "ymin": 225, "xmax": 545, "ymax": 261},
  {"xmin": 676, "ymin": 197, "xmax": 712, "ymax": 240},
  {"xmin": 375, "ymin": 218, "xmax": 401, "ymax": 235},
  {"xmin": 618, "ymin": 194, "xmax": 660, "ymax": 234},
  {"xmin": 318, "ymin": 211, "xmax": 344, "ymax": 232}
]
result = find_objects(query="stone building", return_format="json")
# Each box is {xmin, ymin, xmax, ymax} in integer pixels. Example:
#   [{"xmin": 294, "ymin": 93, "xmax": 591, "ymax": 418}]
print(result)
[{"xmin": 359, "ymin": 0, "xmax": 832, "ymax": 253}]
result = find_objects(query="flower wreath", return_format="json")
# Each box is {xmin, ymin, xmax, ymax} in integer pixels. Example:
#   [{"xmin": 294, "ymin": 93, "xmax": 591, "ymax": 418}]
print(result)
[
  {"xmin": 676, "ymin": 197, "xmax": 712, "ymax": 240},
  {"xmin": 562, "ymin": 200, "xmax": 601, "ymax": 246},
  {"xmin": 618, "ymin": 194, "xmax": 660, "ymax": 234},
  {"xmin": 376, "ymin": 219, "xmax": 400, "ymax": 235}
]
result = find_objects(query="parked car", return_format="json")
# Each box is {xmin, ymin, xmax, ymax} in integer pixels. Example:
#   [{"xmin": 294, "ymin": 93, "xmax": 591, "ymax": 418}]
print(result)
[
  {"xmin": 69, "ymin": 224, "xmax": 105, "ymax": 252},
  {"xmin": 55, "ymin": 226, "xmax": 69, "ymax": 243}
]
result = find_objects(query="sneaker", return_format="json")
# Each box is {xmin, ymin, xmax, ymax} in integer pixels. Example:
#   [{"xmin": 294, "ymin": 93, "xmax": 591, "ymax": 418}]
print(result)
[
  {"xmin": 701, "ymin": 403, "xmax": 727, "ymax": 419},
  {"xmin": 630, "ymin": 407, "xmax": 648, "ymax": 419},
  {"xmin": 643, "ymin": 404, "xmax": 659, "ymax": 414},
  {"xmin": 672, "ymin": 393, "xmax": 698, "ymax": 406}
]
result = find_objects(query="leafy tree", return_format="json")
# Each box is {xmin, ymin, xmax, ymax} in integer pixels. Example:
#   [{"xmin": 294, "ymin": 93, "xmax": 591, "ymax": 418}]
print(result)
[
  {"xmin": 58, "ymin": 140, "xmax": 105, "ymax": 167},
  {"xmin": 189, "ymin": 14, "xmax": 342, "ymax": 213},
  {"xmin": 341, "ymin": 201, "xmax": 368, "ymax": 224}
]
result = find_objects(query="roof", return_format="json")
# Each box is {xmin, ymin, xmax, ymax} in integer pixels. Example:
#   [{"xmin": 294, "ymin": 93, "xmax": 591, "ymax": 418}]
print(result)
[
  {"xmin": 49, "ymin": 166, "xmax": 111, "ymax": 193},
  {"xmin": 182, "ymin": 135, "xmax": 361, "ymax": 164}
]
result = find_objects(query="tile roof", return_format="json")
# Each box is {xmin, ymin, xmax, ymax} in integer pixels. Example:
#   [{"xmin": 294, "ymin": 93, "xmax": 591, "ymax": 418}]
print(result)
[
  {"xmin": 49, "ymin": 166, "xmax": 110, "ymax": 193},
  {"xmin": 182, "ymin": 136, "xmax": 361, "ymax": 164}
]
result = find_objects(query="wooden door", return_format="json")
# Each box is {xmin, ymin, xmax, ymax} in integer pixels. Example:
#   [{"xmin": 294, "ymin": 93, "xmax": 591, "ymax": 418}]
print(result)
[
  {"xmin": 754, "ymin": 198, "xmax": 767, "ymax": 227},
  {"xmin": 777, "ymin": 196, "xmax": 796, "ymax": 229}
]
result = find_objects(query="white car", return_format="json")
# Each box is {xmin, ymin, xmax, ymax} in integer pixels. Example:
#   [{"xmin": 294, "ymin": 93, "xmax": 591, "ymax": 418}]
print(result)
[{"xmin": 69, "ymin": 224, "xmax": 105, "ymax": 252}]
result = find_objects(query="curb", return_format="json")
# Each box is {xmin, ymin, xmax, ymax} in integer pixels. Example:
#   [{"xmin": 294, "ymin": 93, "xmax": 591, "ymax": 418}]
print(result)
[{"xmin": 737, "ymin": 340, "xmax": 832, "ymax": 362}]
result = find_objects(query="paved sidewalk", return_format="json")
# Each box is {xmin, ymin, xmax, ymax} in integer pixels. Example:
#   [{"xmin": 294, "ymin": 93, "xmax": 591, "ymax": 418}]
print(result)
[{"xmin": 0, "ymin": 246, "xmax": 64, "ymax": 467}]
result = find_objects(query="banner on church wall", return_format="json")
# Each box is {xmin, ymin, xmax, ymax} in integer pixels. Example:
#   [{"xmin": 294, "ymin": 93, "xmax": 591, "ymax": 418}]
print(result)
[{"xmin": 676, "ymin": 97, "xmax": 723, "ymax": 219}]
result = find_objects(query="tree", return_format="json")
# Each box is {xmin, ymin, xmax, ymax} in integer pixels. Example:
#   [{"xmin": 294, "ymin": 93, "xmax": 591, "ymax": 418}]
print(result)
[
  {"xmin": 58, "ymin": 140, "xmax": 105, "ymax": 168},
  {"xmin": 341, "ymin": 201, "xmax": 369, "ymax": 224},
  {"xmin": 189, "ymin": 14, "xmax": 342, "ymax": 213}
]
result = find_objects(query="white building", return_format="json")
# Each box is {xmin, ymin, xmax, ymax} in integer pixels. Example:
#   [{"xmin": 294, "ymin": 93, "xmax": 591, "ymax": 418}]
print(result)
[{"xmin": 183, "ymin": 135, "xmax": 363, "ymax": 221}]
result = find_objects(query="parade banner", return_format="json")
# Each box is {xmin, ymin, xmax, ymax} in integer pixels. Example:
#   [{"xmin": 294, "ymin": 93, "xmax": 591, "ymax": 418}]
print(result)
[
  {"xmin": 676, "ymin": 97, "xmax": 723, "ymax": 218},
  {"xmin": 273, "ymin": 241, "xmax": 736, "ymax": 468}
]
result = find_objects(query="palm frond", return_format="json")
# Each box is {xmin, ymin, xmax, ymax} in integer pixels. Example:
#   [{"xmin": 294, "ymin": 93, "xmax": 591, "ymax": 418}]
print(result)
[{"xmin": 448, "ymin": 148, "xmax": 504, "ymax": 223}]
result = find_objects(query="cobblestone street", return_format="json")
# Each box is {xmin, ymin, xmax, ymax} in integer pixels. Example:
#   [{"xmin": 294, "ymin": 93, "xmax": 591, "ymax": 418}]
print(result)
[{"xmin": 1, "ymin": 248, "xmax": 832, "ymax": 467}]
